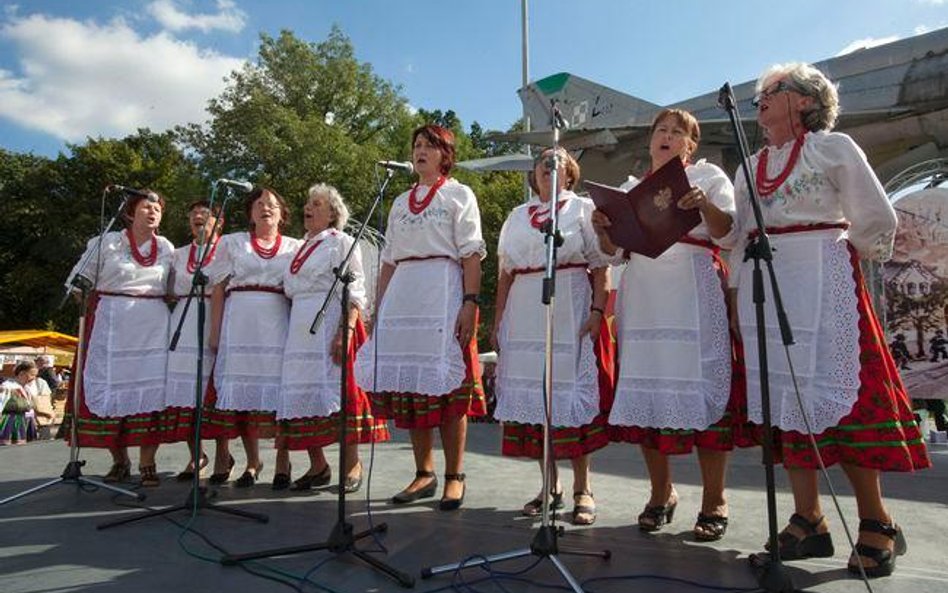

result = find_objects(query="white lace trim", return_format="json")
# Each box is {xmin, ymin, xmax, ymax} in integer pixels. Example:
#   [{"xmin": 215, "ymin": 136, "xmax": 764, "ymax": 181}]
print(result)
[
  {"xmin": 277, "ymin": 293, "xmax": 344, "ymax": 420},
  {"xmin": 354, "ymin": 259, "xmax": 466, "ymax": 396},
  {"xmin": 608, "ymin": 250, "xmax": 732, "ymax": 429},
  {"xmin": 83, "ymin": 296, "xmax": 169, "ymax": 417},
  {"xmin": 493, "ymin": 269, "xmax": 600, "ymax": 427},
  {"xmin": 213, "ymin": 292, "xmax": 289, "ymax": 411},
  {"xmin": 742, "ymin": 235, "xmax": 860, "ymax": 432}
]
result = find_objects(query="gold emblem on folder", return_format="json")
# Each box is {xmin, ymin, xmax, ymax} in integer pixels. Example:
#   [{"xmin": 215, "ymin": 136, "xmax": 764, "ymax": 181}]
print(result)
[{"xmin": 652, "ymin": 186, "xmax": 673, "ymax": 211}]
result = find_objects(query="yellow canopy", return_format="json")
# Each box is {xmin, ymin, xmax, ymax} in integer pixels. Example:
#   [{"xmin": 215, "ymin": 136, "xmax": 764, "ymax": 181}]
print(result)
[{"xmin": 0, "ymin": 330, "xmax": 78, "ymax": 367}]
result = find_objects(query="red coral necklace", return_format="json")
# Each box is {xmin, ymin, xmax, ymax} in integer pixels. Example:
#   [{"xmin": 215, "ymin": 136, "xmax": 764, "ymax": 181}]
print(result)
[
  {"xmin": 187, "ymin": 238, "xmax": 219, "ymax": 273},
  {"xmin": 251, "ymin": 232, "xmax": 282, "ymax": 259},
  {"xmin": 756, "ymin": 134, "xmax": 806, "ymax": 197},
  {"xmin": 408, "ymin": 176, "xmax": 446, "ymax": 214},
  {"xmin": 126, "ymin": 228, "xmax": 158, "ymax": 267}
]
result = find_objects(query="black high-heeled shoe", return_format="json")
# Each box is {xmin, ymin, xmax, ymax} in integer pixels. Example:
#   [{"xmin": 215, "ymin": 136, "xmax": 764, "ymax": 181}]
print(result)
[
  {"xmin": 272, "ymin": 463, "xmax": 292, "ymax": 490},
  {"xmin": 176, "ymin": 453, "xmax": 209, "ymax": 482},
  {"xmin": 234, "ymin": 462, "xmax": 263, "ymax": 488},
  {"xmin": 291, "ymin": 464, "xmax": 331, "ymax": 491},
  {"xmin": 208, "ymin": 454, "xmax": 235, "ymax": 485},
  {"xmin": 638, "ymin": 497, "xmax": 678, "ymax": 532},
  {"xmin": 391, "ymin": 470, "xmax": 438, "ymax": 504}
]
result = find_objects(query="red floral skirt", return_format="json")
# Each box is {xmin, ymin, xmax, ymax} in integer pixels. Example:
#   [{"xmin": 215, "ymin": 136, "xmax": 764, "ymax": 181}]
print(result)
[
  {"xmin": 502, "ymin": 312, "xmax": 615, "ymax": 459},
  {"xmin": 751, "ymin": 245, "xmax": 930, "ymax": 471}
]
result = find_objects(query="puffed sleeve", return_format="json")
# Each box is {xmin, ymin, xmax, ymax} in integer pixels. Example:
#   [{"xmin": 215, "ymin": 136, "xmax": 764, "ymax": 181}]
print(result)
[
  {"xmin": 578, "ymin": 198, "xmax": 608, "ymax": 270},
  {"xmin": 812, "ymin": 132, "xmax": 897, "ymax": 261},
  {"xmin": 453, "ymin": 184, "xmax": 487, "ymax": 260},
  {"xmin": 214, "ymin": 234, "xmax": 236, "ymax": 280}
]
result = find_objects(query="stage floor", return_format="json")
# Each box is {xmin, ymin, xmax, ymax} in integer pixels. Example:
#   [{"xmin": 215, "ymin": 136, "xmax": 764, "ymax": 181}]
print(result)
[{"xmin": 1, "ymin": 423, "xmax": 946, "ymax": 593}]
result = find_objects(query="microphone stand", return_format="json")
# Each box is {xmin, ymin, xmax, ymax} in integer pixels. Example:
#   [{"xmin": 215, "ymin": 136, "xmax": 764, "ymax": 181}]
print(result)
[
  {"xmin": 422, "ymin": 103, "xmax": 610, "ymax": 593},
  {"xmin": 718, "ymin": 83, "xmax": 796, "ymax": 593},
  {"xmin": 2, "ymin": 189, "xmax": 142, "ymax": 506},
  {"xmin": 98, "ymin": 184, "xmax": 269, "ymax": 529},
  {"xmin": 219, "ymin": 170, "xmax": 414, "ymax": 588}
]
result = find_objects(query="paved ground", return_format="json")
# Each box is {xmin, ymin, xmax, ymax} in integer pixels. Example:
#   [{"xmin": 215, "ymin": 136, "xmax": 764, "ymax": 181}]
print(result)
[{"xmin": 1, "ymin": 423, "xmax": 946, "ymax": 593}]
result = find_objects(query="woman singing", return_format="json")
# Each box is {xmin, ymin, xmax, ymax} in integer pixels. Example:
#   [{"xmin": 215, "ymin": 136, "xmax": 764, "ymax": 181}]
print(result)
[
  {"xmin": 165, "ymin": 200, "xmax": 225, "ymax": 480},
  {"xmin": 493, "ymin": 148, "xmax": 612, "ymax": 525},
  {"xmin": 206, "ymin": 188, "xmax": 300, "ymax": 487},
  {"xmin": 355, "ymin": 124, "xmax": 486, "ymax": 511},
  {"xmin": 66, "ymin": 191, "xmax": 174, "ymax": 486},
  {"xmin": 274, "ymin": 183, "xmax": 389, "ymax": 491},
  {"xmin": 727, "ymin": 63, "xmax": 929, "ymax": 577}
]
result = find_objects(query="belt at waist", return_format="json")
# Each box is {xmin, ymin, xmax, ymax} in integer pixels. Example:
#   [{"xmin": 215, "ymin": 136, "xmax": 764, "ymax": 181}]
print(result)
[
  {"xmin": 96, "ymin": 291, "xmax": 165, "ymax": 299},
  {"xmin": 226, "ymin": 285, "xmax": 286, "ymax": 296},
  {"xmin": 394, "ymin": 255, "xmax": 456, "ymax": 265},
  {"xmin": 511, "ymin": 262, "xmax": 587, "ymax": 277},
  {"xmin": 678, "ymin": 235, "xmax": 720, "ymax": 253},
  {"xmin": 748, "ymin": 222, "xmax": 849, "ymax": 241}
]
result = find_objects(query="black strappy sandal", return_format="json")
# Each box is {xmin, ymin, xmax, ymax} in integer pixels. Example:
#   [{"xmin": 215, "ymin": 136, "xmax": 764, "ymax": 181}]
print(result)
[
  {"xmin": 694, "ymin": 513, "xmax": 729, "ymax": 542},
  {"xmin": 767, "ymin": 513, "xmax": 834, "ymax": 560},
  {"xmin": 638, "ymin": 498, "xmax": 677, "ymax": 532},
  {"xmin": 848, "ymin": 518, "xmax": 907, "ymax": 578},
  {"xmin": 439, "ymin": 473, "xmax": 466, "ymax": 511}
]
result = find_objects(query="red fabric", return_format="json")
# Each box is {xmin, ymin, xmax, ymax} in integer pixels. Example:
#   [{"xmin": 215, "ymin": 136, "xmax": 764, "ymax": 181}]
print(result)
[
  {"xmin": 369, "ymin": 311, "xmax": 486, "ymax": 429},
  {"xmin": 502, "ymin": 302, "xmax": 615, "ymax": 459},
  {"xmin": 752, "ymin": 244, "xmax": 930, "ymax": 470},
  {"xmin": 199, "ymin": 371, "xmax": 277, "ymax": 440},
  {"xmin": 64, "ymin": 292, "xmax": 167, "ymax": 448}
]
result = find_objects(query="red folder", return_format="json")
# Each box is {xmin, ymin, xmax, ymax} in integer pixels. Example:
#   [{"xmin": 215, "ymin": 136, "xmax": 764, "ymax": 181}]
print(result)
[{"xmin": 585, "ymin": 157, "xmax": 700, "ymax": 259}]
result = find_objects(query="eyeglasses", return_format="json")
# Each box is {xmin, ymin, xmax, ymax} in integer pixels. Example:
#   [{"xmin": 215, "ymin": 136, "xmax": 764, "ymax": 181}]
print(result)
[{"xmin": 751, "ymin": 80, "xmax": 793, "ymax": 107}]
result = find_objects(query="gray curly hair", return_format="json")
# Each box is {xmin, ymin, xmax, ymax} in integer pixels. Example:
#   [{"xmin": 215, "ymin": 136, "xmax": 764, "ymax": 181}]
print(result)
[
  {"xmin": 757, "ymin": 62, "xmax": 839, "ymax": 132},
  {"xmin": 307, "ymin": 183, "xmax": 349, "ymax": 230}
]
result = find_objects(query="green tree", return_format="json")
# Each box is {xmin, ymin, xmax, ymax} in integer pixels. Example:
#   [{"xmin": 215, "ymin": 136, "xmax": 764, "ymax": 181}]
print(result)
[
  {"xmin": 177, "ymin": 27, "xmax": 417, "ymax": 234},
  {"xmin": 0, "ymin": 130, "xmax": 203, "ymax": 331}
]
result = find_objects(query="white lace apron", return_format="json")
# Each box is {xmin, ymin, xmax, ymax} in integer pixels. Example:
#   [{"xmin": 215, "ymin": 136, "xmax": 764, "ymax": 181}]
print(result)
[
  {"xmin": 84, "ymin": 295, "xmax": 170, "ymax": 417},
  {"xmin": 609, "ymin": 242, "xmax": 732, "ymax": 429},
  {"xmin": 355, "ymin": 258, "xmax": 465, "ymax": 396},
  {"xmin": 493, "ymin": 267, "xmax": 600, "ymax": 427},
  {"xmin": 735, "ymin": 228, "xmax": 860, "ymax": 433},
  {"xmin": 277, "ymin": 292, "xmax": 344, "ymax": 420},
  {"xmin": 213, "ymin": 290, "xmax": 289, "ymax": 411},
  {"xmin": 165, "ymin": 297, "xmax": 215, "ymax": 408}
]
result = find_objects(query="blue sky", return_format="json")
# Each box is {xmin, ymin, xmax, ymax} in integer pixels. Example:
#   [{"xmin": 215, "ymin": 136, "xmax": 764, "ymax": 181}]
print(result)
[{"xmin": 1, "ymin": 0, "xmax": 946, "ymax": 157}]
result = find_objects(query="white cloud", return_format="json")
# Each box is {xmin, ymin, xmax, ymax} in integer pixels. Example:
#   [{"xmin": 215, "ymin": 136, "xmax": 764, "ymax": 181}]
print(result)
[
  {"xmin": 147, "ymin": 0, "xmax": 246, "ymax": 34},
  {"xmin": 835, "ymin": 35, "xmax": 900, "ymax": 56},
  {"xmin": 0, "ymin": 13, "xmax": 246, "ymax": 142}
]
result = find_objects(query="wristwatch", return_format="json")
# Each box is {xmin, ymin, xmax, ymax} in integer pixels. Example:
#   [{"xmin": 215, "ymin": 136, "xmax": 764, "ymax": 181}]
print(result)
[{"xmin": 462, "ymin": 293, "xmax": 481, "ymax": 305}]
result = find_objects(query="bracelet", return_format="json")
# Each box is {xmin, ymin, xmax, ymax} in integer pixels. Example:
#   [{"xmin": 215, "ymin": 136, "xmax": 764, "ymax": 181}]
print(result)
[
  {"xmin": 590, "ymin": 306, "xmax": 605, "ymax": 316},
  {"xmin": 463, "ymin": 293, "xmax": 481, "ymax": 305}
]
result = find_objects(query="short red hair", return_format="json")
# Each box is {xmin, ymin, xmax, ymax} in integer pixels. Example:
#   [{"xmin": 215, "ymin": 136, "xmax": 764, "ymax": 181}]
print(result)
[
  {"xmin": 122, "ymin": 189, "xmax": 165, "ymax": 223},
  {"xmin": 412, "ymin": 124, "xmax": 456, "ymax": 175}
]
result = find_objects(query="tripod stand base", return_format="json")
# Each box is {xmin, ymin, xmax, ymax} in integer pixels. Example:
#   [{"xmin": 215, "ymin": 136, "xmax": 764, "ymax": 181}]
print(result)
[
  {"xmin": 748, "ymin": 553, "xmax": 797, "ymax": 593},
  {"xmin": 1, "ymin": 460, "xmax": 144, "ymax": 506},
  {"xmin": 96, "ymin": 485, "xmax": 269, "ymax": 530},
  {"xmin": 422, "ymin": 525, "xmax": 609, "ymax": 593},
  {"xmin": 221, "ymin": 519, "xmax": 414, "ymax": 588}
]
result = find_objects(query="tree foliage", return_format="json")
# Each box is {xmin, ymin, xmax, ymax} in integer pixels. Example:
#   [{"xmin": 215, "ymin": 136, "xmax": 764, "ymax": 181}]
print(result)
[{"xmin": 0, "ymin": 27, "xmax": 527, "ymax": 351}]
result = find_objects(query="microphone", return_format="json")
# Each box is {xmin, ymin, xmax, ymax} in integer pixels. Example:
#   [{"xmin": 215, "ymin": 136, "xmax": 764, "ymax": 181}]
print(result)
[
  {"xmin": 216, "ymin": 178, "xmax": 254, "ymax": 192},
  {"xmin": 107, "ymin": 184, "xmax": 151, "ymax": 197},
  {"xmin": 376, "ymin": 160, "xmax": 414, "ymax": 173}
]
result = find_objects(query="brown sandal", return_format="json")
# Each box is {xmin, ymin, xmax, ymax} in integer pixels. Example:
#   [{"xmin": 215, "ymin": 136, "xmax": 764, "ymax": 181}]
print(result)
[{"xmin": 139, "ymin": 465, "xmax": 160, "ymax": 488}]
